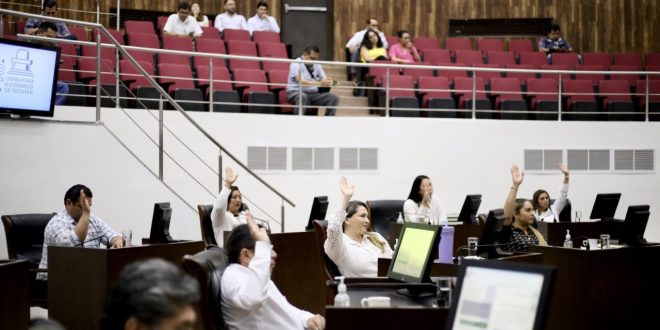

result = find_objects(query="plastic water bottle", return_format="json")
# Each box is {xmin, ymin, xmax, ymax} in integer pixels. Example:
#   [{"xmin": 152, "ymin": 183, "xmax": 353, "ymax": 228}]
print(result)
[
  {"xmin": 563, "ymin": 229, "xmax": 573, "ymax": 248},
  {"xmin": 397, "ymin": 212, "xmax": 404, "ymax": 224},
  {"xmin": 334, "ymin": 276, "xmax": 350, "ymax": 307}
]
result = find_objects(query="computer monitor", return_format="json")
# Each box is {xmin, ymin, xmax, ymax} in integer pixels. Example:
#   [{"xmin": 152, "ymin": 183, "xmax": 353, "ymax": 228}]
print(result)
[
  {"xmin": 477, "ymin": 209, "xmax": 510, "ymax": 259},
  {"xmin": 621, "ymin": 205, "xmax": 651, "ymax": 247},
  {"xmin": 0, "ymin": 38, "xmax": 61, "ymax": 117},
  {"xmin": 457, "ymin": 194, "xmax": 482, "ymax": 224},
  {"xmin": 589, "ymin": 193, "xmax": 621, "ymax": 220},
  {"xmin": 149, "ymin": 202, "xmax": 173, "ymax": 243},
  {"xmin": 387, "ymin": 222, "xmax": 440, "ymax": 284},
  {"xmin": 447, "ymin": 259, "xmax": 556, "ymax": 330},
  {"xmin": 305, "ymin": 196, "xmax": 329, "ymax": 230}
]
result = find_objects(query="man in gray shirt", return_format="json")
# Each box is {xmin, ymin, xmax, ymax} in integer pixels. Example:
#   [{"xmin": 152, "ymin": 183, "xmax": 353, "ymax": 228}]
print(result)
[{"xmin": 287, "ymin": 45, "xmax": 339, "ymax": 116}]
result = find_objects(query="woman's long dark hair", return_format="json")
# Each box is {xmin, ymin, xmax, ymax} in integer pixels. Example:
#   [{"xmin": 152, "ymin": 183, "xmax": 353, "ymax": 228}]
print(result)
[
  {"xmin": 227, "ymin": 186, "xmax": 244, "ymax": 215},
  {"xmin": 532, "ymin": 189, "xmax": 549, "ymax": 211},
  {"xmin": 407, "ymin": 175, "xmax": 430, "ymax": 205},
  {"xmin": 360, "ymin": 28, "xmax": 383, "ymax": 50}
]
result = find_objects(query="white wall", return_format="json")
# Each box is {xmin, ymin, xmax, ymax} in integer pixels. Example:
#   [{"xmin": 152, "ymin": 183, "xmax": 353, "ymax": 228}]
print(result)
[{"xmin": 2, "ymin": 107, "xmax": 659, "ymax": 259}]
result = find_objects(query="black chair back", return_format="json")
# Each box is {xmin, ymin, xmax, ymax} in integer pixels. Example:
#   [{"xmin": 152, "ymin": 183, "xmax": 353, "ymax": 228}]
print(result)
[
  {"xmin": 182, "ymin": 246, "xmax": 228, "ymax": 330},
  {"xmin": 550, "ymin": 198, "xmax": 573, "ymax": 222},
  {"xmin": 197, "ymin": 205, "xmax": 218, "ymax": 247},
  {"xmin": 1, "ymin": 213, "xmax": 55, "ymax": 267},
  {"xmin": 365, "ymin": 200, "xmax": 404, "ymax": 238}
]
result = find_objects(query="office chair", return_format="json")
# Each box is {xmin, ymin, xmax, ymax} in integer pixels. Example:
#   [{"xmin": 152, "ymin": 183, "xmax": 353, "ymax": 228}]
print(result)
[
  {"xmin": 1, "ymin": 213, "xmax": 55, "ymax": 308},
  {"xmin": 181, "ymin": 246, "xmax": 228, "ymax": 330},
  {"xmin": 312, "ymin": 220, "xmax": 342, "ymax": 305},
  {"xmin": 365, "ymin": 200, "xmax": 405, "ymax": 239},
  {"xmin": 198, "ymin": 203, "xmax": 252, "ymax": 248}
]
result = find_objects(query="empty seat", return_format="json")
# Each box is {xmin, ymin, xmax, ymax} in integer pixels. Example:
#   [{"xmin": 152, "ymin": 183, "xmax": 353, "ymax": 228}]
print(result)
[
  {"xmin": 519, "ymin": 51, "xmax": 547, "ymax": 67},
  {"xmin": 540, "ymin": 64, "xmax": 569, "ymax": 80},
  {"xmin": 647, "ymin": 66, "xmax": 660, "ymax": 80},
  {"xmin": 599, "ymin": 79, "xmax": 636, "ymax": 120},
  {"xmin": 575, "ymin": 64, "xmax": 606, "ymax": 86},
  {"xmin": 81, "ymin": 44, "xmax": 117, "ymax": 67},
  {"xmin": 455, "ymin": 50, "xmax": 484, "ymax": 66},
  {"xmin": 267, "ymin": 70, "xmax": 294, "ymax": 114},
  {"xmin": 158, "ymin": 63, "xmax": 204, "ymax": 111},
  {"xmin": 385, "ymin": 35, "xmax": 398, "ymax": 48},
  {"xmin": 15, "ymin": 20, "xmax": 26, "ymax": 35},
  {"xmin": 57, "ymin": 55, "xmax": 77, "ymax": 83},
  {"xmin": 421, "ymin": 49, "xmax": 451, "ymax": 66},
  {"xmin": 583, "ymin": 53, "xmax": 611, "ymax": 69},
  {"xmin": 195, "ymin": 38, "xmax": 227, "ymax": 68},
  {"xmin": 126, "ymin": 33, "xmax": 160, "ymax": 67},
  {"xmin": 233, "ymin": 69, "xmax": 275, "ymax": 114},
  {"xmin": 635, "ymin": 80, "xmax": 660, "ymax": 120},
  {"xmin": 437, "ymin": 63, "xmax": 469, "ymax": 83},
  {"xmin": 412, "ymin": 36, "xmax": 440, "ymax": 50},
  {"xmin": 445, "ymin": 38, "xmax": 472, "ymax": 53},
  {"xmin": 418, "ymin": 76, "xmax": 456, "ymax": 117},
  {"xmin": 473, "ymin": 64, "xmax": 502, "ymax": 83},
  {"xmin": 119, "ymin": 60, "xmax": 159, "ymax": 109},
  {"xmin": 614, "ymin": 53, "xmax": 642, "ymax": 68},
  {"xmin": 196, "ymin": 65, "xmax": 240, "ymax": 113},
  {"xmin": 223, "ymin": 28, "xmax": 250, "ymax": 41},
  {"xmin": 124, "ymin": 20, "xmax": 156, "ymax": 36},
  {"xmin": 160, "ymin": 36, "xmax": 193, "ymax": 66},
  {"xmin": 261, "ymin": 59, "xmax": 290, "ymax": 72},
  {"xmin": 68, "ymin": 26, "xmax": 89, "ymax": 41},
  {"xmin": 563, "ymin": 79, "xmax": 598, "ymax": 120},
  {"xmin": 257, "ymin": 42, "xmax": 287, "ymax": 58},
  {"xmin": 253, "ymin": 30, "xmax": 280, "ymax": 43},
  {"xmin": 380, "ymin": 75, "xmax": 419, "ymax": 117},
  {"xmin": 157, "ymin": 16, "xmax": 169, "ymax": 32},
  {"xmin": 487, "ymin": 51, "xmax": 516, "ymax": 66},
  {"xmin": 551, "ymin": 53, "xmax": 580, "ymax": 68},
  {"xmin": 401, "ymin": 62, "xmax": 434, "ymax": 84},
  {"xmin": 2, "ymin": 18, "xmax": 12, "ymax": 35},
  {"xmin": 366, "ymin": 61, "xmax": 398, "ymax": 87},
  {"xmin": 610, "ymin": 65, "xmax": 642, "ymax": 87},
  {"xmin": 646, "ymin": 53, "xmax": 660, "ymax": 68},
  {"xmin": 454, "ymin": 77, "xmax": 491, "ymax": 116},
  {"xmin": 490, "ymin": 77, "xmax": 527, "ymax": 118},
  {"xmin": 477, "ymin": 38, "xmax": 504, "ymax": 52},
  {"xmin": 95, "ymin": 29, "xmax": 124, "ymax": 45},
  {"xmin": 526, "ymin": 78, "xmax": 559, "ymax": 119},
  {"xmin": 226, "ymin": 40, "xmax": 260, "ymax": 71},
  {"xmin": 508, "ymin": 39, "xmax": 533, "ymax": 54},
  {"xmin": 505, "ymin": 64, "xmax": 537, "ymax": 83},
  {"xmin": 78, "ymin": 58, "xmax": 127, "ymax": 107},
  {"xmin": 200, "ymin": 26, "xmax": 221, "ymax": 39}
]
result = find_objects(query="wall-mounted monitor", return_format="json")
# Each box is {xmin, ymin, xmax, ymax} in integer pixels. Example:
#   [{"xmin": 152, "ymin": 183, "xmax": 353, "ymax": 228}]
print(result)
[{"xmin": 0, "ymin": 38, "xmax": 60, "ymax": 117}]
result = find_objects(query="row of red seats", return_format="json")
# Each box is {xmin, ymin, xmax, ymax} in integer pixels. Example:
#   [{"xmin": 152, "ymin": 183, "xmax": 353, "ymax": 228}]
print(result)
[{"xmin": 123, "ymin": 19, "xmax": 280, "ymax": 43}]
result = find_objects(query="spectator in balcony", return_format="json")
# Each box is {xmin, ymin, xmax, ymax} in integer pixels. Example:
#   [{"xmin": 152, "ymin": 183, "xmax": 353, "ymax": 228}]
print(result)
[
  {"xmin": 360, "ymin": 29, "xmax": 388, "ymax": 63},
  {"xmin": 191, "ymin": 2, "xmax": 209, "ymax": 27},
  {"xmin": 33, "ymin": 21, "xmax": 69, "ymax": 105},
  {"xmin": 538, "ymin": 24, "xmax": 574, "ymax": 64},
  {"xmin": 388, "ymin": 30, "xmax": 421, "ymax": 64},
  {"xmin": 214, "ymin": 0, "xmax": 248, "ymax": 32},
  {"xmin": 247, "ymin": 2, "xmax": 280, "ymax": 35},
  {"xmin": 287, "ymin": 45, "xmax": 339, "ymax": 116},
  {"xmin": 163, "ymin": 1, "xmax": 203, "ymax": 39},
  {"xmin": 24, "ymin": 0, "xmax": 76, "ymax": 40},
  {"xmin": 345, "ymin": 18, "xmax": 388, "ymax": 77}
]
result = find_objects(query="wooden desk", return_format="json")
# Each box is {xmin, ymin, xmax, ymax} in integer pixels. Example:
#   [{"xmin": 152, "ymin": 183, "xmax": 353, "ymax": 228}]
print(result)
[
  {"xmin": 529, "ymin": 245, "xmax": 660, "ymax": 330},
  {"xmin": 48, "ymin": 240, "xmax": 205, "ymax": 330},
  {"xmin": 536, "ymin": 221, "xmax": 624, "ymax": 245},
  {"xmin": 0, "ymin": 259, "xmax": 29, "ymax": 330}
]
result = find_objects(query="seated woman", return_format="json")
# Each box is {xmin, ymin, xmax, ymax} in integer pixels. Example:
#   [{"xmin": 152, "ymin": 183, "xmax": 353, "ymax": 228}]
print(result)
[
  {"xmin": 502, "ymin": 165, "xmax": 548, "ymax": 252},
  {"xmin": 388, "ymin": 30, "xmax": 421, "ymax": 64},
  {"xmin": 324, "ymin": 177, "xmax": 393, "ymax": 277},
  {"xmin": 359, "ymin": 28, "xmax": 388, "ymax": 63},
  {"xmin": 211, "ymin": 167, "xmax": 247, "ymax": 247},
  {"xmin": 403, "ymin": 175, "xmax": 447, "ymax": 225},
  {"xmin": 191, "ymin": 2, "xmax": 209, "ymax": 27},
  {"xmin": 533, "ymin": 163, "xmax": 570, "ymax": 222}
]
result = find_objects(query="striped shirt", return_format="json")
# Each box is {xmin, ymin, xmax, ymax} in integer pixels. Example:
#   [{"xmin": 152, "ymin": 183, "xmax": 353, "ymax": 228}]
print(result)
[{"xmin": 37, "ymin": 209, "xmax": 120, "ymax": 280}]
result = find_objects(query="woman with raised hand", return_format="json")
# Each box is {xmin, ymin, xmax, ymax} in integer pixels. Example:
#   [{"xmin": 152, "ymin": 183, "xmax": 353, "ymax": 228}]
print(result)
[
  {"xmin": 403, "ymin": 175, "xmax": 448, "ymax": 225},
  {"xmin": 324, "ymin": 177, "xmax": 393, "ymax": 277},
  {"xmin": 502, "ymin": 165, "xmax": 548, "ymax": 252},
  {"xmin": 532, "ymin": 163, "xmax": 570, "ymax": 223},
  {"xmin": 211, "ymin": 167, "xmax": 247, "ymax": 247}
]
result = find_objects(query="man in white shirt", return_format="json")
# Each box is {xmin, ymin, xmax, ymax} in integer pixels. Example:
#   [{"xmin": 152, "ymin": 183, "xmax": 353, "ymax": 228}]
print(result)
[
  {"xmin": 214, "ymin": 0, "xmax": 248, "ymax": 32},
  {"xmin": 247, "ymin": 1, "xmax": 280, "ymax": 35},
  {"xmin": 163, "ymin": 1, "xmax": 203, "ymax": 39},
  {"xmin": 346, "ymin": 18, "xmax": 388, "ymax": 76},
  {"xmin": 221, "ymin": 213, "xmax": 326, "ymax": 330}
]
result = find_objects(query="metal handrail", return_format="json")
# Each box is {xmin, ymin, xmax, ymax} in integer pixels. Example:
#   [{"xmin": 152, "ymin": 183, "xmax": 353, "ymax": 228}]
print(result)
[{"xmin": 1, "ymin": 8, "xmax": 296, "ymax": 212}]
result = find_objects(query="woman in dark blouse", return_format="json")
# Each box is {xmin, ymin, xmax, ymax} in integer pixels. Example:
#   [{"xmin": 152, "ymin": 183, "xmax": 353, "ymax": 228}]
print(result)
[{"xmin": 502, "ymin": 165, "xmax": 548, "ymax": 252}]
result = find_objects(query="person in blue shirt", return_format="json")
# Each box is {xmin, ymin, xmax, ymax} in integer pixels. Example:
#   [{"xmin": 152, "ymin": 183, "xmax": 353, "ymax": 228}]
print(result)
[
  {"xmin": 538, "ymin": 24, "xmax": 573, "ymax": 64},
  {"xmin": 286, "ymin": 45, "xmax": 339, "ymax": 116},
  {"xmin": 24, "ymin": 0, "xmax": 76, "ymax": 40}
]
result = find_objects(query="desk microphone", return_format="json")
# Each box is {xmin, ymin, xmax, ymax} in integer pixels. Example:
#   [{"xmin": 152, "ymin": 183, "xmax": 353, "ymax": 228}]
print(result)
[{"xmin": 74, "ymin": 235, "xmax": 104, "ymax": 247}]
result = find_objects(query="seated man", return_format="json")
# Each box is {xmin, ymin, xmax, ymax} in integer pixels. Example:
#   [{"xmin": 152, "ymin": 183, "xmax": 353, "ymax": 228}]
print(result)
[
  {"xmin": 37, "ymin": 184, "xmax": 123, "ymax": 280},
  {"xmin": 346, "ymin": 18, "xmax": 388, "ymax": 77},
  {"xmin": 101, "ymin": 258, "xmax": 200, "ymax": 330},
  {"xmin": 286, "ymin": 45, "xmax": 339, "ymax": 116},
  {"xmin": 163, "ymin": 1, "xmax": 203, "ymax": 39},
  {"xmin": 221, "ymin": 213, "xmax": 326, "ymax": 330},
  {"xmin": 538, "ymin": 24, "xmax": 574, "ymax": 64},
  {"xmin": 214, "ymin": 0, "xmax": 248, "ymax": 32},
  {"xmin": 24, "ymin": 0, "xmax": 76, "ymax": 40},
  {"xmin": 247, "ymin": 1, "xmax": 280, "ymax": 35}
]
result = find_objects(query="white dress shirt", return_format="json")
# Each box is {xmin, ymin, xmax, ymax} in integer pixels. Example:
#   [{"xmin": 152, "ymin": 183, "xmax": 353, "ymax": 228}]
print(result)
[
  {"xmin": 211, "ymin": 186, "xmax": 247, "ymax": 247},
  {"xmin": 403, "ymin": 194, "xmax": 448, "ymax": 225},
  {"xmin": 324, "ymin": 207, "xmax": 393, "ymax": 277},
  {"xmin": 346, "ymin": 29, "xmax": 388, "ymax": 49},
  {"xmin": 221, "ymin": 241, "xmax": 314, "ymax": 329},
  {"xmin": 535, "ymin": 183, "xmax": 570, "ymax": 223},
  {"xmin": 247, "ymin": 14, "xmax": 280, "ymax": 34},
  {"xmin": 214, "ymin": 12, "xmax": 248, "ymax": 32},
  {"xmin": 163, "ymin": 14, "xmax": 203, "ymax": 37}
]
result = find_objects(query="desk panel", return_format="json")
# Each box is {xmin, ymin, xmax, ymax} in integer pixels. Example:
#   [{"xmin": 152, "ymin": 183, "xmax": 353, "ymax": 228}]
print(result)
[
  {"xmin": 536, "ymin": 221, "xmax": 624, "ymax": 245},
  {"xmin": 0, "ymin": 259, "xmax": 29, "ymax": 330}
]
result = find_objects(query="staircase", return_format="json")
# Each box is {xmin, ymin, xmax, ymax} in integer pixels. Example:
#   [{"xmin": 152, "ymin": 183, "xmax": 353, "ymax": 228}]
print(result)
[{"xmin": 322, "ymin": 66, "xmax": 371, "ymax": 116}]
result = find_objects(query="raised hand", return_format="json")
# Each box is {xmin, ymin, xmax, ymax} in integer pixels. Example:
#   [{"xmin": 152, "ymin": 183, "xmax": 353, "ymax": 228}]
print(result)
[
  {"xmin": 225, "ymin": 167, "xmax": 239, "ymax": 188},
  {"xmin": 246, "ymin": 211, "xmax": 270, "ymax": 243},
  {"xmin": 511, "ymin": 164, "xmax": 524, "ymax": 187},
  {"xmin": 79, "ymin": 190, "xmax": 91, "ymax": 214},
  {"xmin": 559, "ymin": 162, "xmax": 569, "ymax": 176},
  {"xmin": 339, "ymin": 176, "xmax": 355, "ymax": 198}
]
